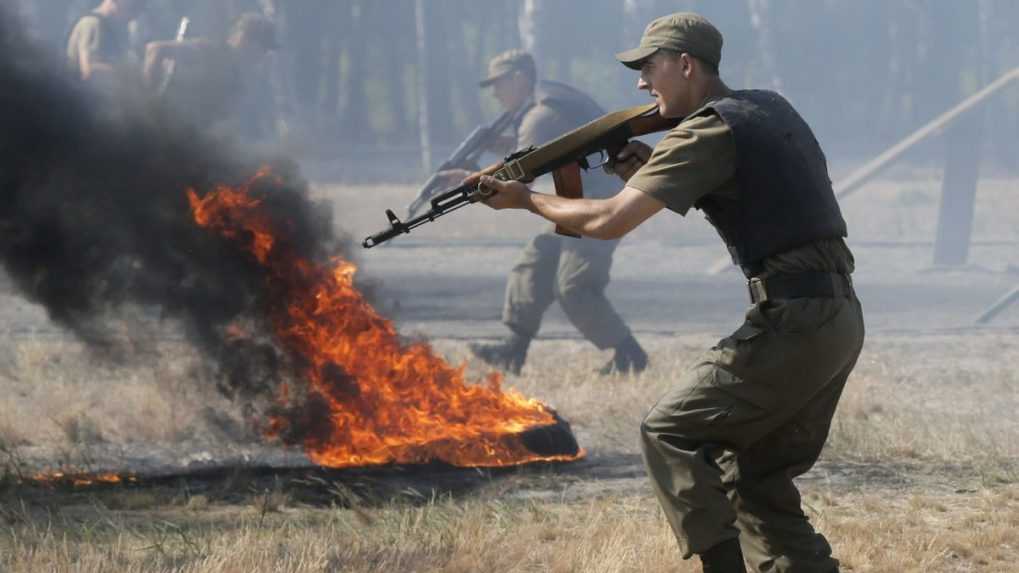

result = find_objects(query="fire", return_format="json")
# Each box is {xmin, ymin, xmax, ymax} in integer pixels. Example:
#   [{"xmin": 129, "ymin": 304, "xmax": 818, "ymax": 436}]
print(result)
[
  {"xmin": 28, "ymin": 470, "xmax": 136, "ymax": 488},
  {"xmin": 187, "ymin": 170, "xmax": 583, "ymax": 468}
]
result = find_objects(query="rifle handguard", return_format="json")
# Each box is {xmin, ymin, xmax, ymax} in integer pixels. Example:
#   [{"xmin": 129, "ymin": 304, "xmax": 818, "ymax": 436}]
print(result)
[{"xmin": 364, "ymin": 103, "xmax": 679, "ymax": 248}]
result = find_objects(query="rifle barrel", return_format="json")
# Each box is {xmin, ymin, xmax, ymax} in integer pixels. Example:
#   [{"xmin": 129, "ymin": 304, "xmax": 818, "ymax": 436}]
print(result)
[{"xmin": 365, "ymin": 185, "xmax": 479, "ymax": 248}]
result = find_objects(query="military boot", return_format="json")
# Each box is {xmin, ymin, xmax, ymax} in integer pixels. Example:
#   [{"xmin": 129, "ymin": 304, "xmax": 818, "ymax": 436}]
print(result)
[
  {"xmin": 597, "ymin": 333, "xmax": 648, "ymax": 375},
  {"xmin": 699, "ymin": 538, "xmax": 747, "ymax": 573},
  {"xmin": 468, "ymin": 332, "xmax": 531, "ymax": 375}
]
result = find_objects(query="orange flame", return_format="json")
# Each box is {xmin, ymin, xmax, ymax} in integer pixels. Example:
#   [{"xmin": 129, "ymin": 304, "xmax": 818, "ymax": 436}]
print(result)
[
  {"xmin": 187, "ymin": 170, "xmax": 583, "ymax": 468},
  {"xmin": 29, "ymin": 470, "xmax": 136, "ymax": 488}
]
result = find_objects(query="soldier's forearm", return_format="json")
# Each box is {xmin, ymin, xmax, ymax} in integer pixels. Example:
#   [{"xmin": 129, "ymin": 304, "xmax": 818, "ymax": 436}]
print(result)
[
  {"xmin": 526, "ymin": 193, "xmax": 619, "ymax": 239},
  {"xmin": 527, "ymin": 186, "xmax": 665, "ymax": 240}
]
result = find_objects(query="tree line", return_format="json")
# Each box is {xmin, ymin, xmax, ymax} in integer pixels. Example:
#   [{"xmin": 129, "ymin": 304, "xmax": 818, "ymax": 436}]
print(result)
[{"xmin": 15, "ymin": 0, "xmax": 1019, "ymax": 167}]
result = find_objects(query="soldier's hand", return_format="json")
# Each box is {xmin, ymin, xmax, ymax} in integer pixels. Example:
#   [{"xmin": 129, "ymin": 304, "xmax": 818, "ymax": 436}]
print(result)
[
  {"xmin": 604, "ymin": 140, "xmax": 652, "ymax": 183},
  {"xmin": 476, "ymin": 176, "xmax": 532, "ymax": 211}
]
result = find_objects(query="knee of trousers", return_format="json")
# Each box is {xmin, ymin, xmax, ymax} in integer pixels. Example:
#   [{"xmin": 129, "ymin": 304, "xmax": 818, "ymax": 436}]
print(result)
[
  {"xmin": 639, "ymin": 406, "xmax": 698, "ymax": 455},
  {"xmin": 554, "ymin": 274, "xmax": 605, "ymax": 302}
]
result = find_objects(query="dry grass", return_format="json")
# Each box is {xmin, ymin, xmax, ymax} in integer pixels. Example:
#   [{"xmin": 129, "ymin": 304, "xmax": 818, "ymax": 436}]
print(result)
[
  {"xmin": 452, "ymin": 331, "xmax": 1019, "ymax": 469},
  {"xmin": 0, "ymin": 337, "xmax": 251, "ymax": 453},
  {"xmin": 1, "ymin": 330, "xmax": 1018, "ymax": 571},
  {"xmin": 2, "ymin": 485, "xmax": 1019, "ymax": 572}
]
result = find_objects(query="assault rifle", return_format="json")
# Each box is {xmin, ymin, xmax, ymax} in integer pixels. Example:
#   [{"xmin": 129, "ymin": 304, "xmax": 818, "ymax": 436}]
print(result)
[
  {"xmin": 405, "ymin": 109, "xmax": 518, "ymax": 218},
  {"xmin": 363, "ymin": 103, "xmax": 679, "ymax": 248}
]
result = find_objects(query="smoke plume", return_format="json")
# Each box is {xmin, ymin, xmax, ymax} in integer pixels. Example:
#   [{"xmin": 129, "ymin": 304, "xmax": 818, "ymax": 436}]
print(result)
[{"xmin": 0, "ymin": 10, "xmax": 340, "ymax": 404}]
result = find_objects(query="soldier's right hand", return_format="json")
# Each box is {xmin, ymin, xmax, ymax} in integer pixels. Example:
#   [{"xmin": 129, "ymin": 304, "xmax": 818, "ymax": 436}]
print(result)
[{"xmin": 604, "ymin": 140, "xmax": 652, "ymax": 183}]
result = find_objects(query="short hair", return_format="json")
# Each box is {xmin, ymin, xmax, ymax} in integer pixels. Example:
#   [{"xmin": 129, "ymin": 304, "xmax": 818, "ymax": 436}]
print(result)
[{"xmin": 657, "ymin": 48, "xmax": 719, "ymax": 76}]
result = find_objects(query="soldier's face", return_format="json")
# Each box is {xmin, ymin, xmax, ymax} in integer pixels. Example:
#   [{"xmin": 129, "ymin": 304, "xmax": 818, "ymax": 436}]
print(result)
[
  {"xmin": 490, "ymin": 72, "xmax": 531, "ymax": 112},
  {"xmin": 638, "ymin": 52, "xmax": 693, "ymax": 118}
]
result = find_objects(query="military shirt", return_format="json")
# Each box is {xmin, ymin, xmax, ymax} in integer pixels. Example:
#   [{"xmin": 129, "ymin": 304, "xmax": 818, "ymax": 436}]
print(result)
[
  {"xmin": 66, "ymin": 13, "xmax": 129, "ymax": 79},
  {"xmin": 629, "ymin": 110, "xmax": 854, "ymax": 274}
]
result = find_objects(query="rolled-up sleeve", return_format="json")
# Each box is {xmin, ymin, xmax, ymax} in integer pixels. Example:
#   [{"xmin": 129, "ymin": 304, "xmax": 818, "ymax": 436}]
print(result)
[{"xmin": 627, "ymin": 112, "xmax": 736, "ymax": 215}]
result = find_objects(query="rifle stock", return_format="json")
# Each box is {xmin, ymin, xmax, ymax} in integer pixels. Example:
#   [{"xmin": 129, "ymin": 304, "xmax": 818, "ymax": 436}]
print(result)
[{"xmin": 364, "ymin": 103, "xmax": 679, "ymax": 249}]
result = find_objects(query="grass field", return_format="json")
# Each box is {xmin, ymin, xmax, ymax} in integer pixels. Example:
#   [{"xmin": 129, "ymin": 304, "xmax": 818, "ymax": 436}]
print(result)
[
  {"xmin": 2, "ymin": 331, "xmax": 1018, "ymax": 572},
  {"xmin": 2, "ymin": 173, "xmax": 1017, "ymax": 571}
]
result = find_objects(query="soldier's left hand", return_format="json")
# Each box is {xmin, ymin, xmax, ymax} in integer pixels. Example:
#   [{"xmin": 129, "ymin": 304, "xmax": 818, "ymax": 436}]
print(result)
[{"xmin": 475, "ymin": 176, "xmax": 532, "ymax": 211}]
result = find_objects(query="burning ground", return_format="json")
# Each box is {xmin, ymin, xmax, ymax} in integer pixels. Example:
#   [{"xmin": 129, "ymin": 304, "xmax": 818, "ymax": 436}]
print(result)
[
  {"xmin": 0, "ymin": 8, "xmax": 579, "ymax": 473},
  {"xmin": 186, "ymin": 171, "xmax": 579, "ymax": 467}
]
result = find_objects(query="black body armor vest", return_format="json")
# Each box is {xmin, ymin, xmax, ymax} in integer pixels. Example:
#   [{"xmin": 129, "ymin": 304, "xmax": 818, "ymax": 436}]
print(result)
[{"xmin": 692, "ymin": 90, "xmax": 847, "ymax": 272}]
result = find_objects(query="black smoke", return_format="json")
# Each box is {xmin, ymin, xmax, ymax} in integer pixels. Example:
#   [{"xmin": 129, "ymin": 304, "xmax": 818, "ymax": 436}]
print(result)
[{"xmin": 0, "ymin": 10, "xmax": 341, "ymax": 406}]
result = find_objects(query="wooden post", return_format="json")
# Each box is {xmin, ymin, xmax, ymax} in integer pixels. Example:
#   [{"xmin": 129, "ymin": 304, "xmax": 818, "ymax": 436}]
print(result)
[
  {"xmin": 932, "ymin": 120, "xmax": 983, "ymax": 266},
  {"xmin": 933, "ymin": 1, "xmax": 992, "ymax": 267}
]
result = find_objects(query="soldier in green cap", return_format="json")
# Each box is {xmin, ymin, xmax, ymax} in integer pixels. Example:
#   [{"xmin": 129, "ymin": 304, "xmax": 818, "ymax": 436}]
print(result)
[
  {"xmin": 468, "ymin": 12, "xmax": 862, "ymax": 573},
  {"xmin": 456, "ymin": 49, "xmax": 648, "ymax": 376}
]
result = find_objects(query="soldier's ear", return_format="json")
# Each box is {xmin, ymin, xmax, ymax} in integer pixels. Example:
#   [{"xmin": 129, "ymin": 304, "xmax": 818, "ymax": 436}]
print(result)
[{"xmin": 680, "ymin": 53, "xmax": 700, "ymax": 78}]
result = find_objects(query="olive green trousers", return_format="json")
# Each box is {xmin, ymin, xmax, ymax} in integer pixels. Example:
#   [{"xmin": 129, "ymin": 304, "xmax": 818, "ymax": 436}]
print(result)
[
  {"xmin": 503, "ymin": 232, "xmax": 630, "ymax": 349},
  {"xmin": 641, "ymin": 295, "xmax": 864, "ymax": 572}
]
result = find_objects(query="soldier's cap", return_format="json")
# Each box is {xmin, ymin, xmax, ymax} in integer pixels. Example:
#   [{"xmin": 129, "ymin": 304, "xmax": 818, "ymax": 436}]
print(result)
[
  {"xmin": 616, "ymin": 12, "xmax": 723, "ymax": 70},
  {"xmin": 232, "ymin": 12, "xmax": 279, "ymax": 50},
  {"xmin": 479, "ymin": 49, "xmax": 536, "ymax": 87}
]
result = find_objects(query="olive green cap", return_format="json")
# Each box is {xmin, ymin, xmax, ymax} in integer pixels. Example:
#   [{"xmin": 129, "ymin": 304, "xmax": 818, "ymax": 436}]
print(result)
[
  {"xmin": 616, "ymin": 12, "xmax": 723, "ymax": 70},
  {"xmin": 479, "ymin": 49, "xmax": 536, "ymax": 87}
]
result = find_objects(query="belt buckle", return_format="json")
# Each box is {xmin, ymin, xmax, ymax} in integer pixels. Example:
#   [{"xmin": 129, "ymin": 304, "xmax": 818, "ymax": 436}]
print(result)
[{"xmin": 748, "ymin": 277, "xmax": 768, "ymax": 304}]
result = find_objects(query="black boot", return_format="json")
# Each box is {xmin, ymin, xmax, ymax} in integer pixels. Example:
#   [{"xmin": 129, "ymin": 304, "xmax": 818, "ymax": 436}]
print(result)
[
  {"xmin": 468, "ymin": 332, "xmax": 531, "ymax": 375},
  {"xmin": 699, "ymin": 538, "xmax": 747, "ymax": 573},
  {"xmin": 597, "ymin": 333, "xmax": 648, "ymax": 375}
]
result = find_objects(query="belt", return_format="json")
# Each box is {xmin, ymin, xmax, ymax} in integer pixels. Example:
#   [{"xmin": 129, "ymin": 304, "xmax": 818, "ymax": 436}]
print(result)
[{"xmin": 747, "ymin": 272, "xmax": 853, "ymax": 304}]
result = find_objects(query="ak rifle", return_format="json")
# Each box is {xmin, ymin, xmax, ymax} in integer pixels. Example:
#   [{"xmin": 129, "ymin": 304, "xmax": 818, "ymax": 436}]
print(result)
[{"xmin": 363, "ymin": 103, "xmax": 679, "ymax": 248}]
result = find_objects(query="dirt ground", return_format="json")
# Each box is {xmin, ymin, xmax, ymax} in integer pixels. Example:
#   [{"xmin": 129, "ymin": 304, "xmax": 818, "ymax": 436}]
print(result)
[{"xmin": 1, "ymin": 169, "xmax": 1018, "ymax": 571}]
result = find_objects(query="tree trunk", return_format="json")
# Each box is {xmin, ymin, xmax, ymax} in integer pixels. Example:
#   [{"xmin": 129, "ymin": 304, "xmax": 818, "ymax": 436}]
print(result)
[
  {"xmin": 422, "ymin": 0, "xmax": 454, "ymax": 145},
  {"xmin": 746, "ymin": 0, "xmax": 783, "ymax": 91},
  {"xmin": 451, "ymin": 2, "xmax": 484, "ymax": 133},
  {"xmin": 414, "ymin": 0, "xmax": 433, "ymax": 172},
  {"xmin": 339, "ymin": 1, "xmax": 370, "ymax": 140}
]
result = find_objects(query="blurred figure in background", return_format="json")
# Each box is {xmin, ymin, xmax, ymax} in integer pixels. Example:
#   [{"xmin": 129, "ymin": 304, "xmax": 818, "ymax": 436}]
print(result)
[
  {"xmin": 66, "ymin": 0, "xmax": 147, "ymax": 88},
  {"xmin": 460, "ymin": 49, "xmax": 648, "ymax": 376},
  {"xmin": 142, "ymin": 12, "xmax": 279, "ymax": 139}
]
